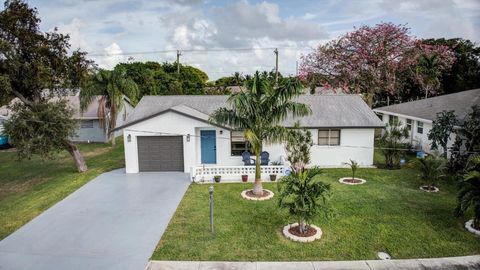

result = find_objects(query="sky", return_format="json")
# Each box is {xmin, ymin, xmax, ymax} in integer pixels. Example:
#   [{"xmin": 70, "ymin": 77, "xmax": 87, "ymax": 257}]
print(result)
[{"xmin": 27, "ymin": 0, "xmax": 480, "ymax": 80}]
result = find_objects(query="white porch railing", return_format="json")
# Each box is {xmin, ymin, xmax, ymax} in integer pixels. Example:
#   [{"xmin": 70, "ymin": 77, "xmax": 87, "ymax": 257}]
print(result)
[{"xmin": 191, "ymin": 165, "xmax": 286, "ymax": 183}]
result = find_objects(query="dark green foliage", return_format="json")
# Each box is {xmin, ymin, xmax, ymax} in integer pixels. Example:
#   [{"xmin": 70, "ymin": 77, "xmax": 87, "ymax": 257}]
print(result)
[
  {"xmin": 428, "ymin": 110, "xmax": 457, "ymax": 158},
  {"xmin": 379, "ymin": 119, "xmax": 410, "ymax": 169},
  {"xmin": 455, "ymin": 156, "xmax": 480, "ymax": 230},
  {"xmin": 449, "ymin": 106, "xmax": 480, "ymax": 172},
  {"xmin": 412, "ymin": 154, "xmax": 447, "ymax": 189},
  {"xmin": 116, "ymin": 61, "xmax": 209, "ymax": 99},
  {"xmin": 3, "ymin": 100, "xmax": 77, "ymax": 159},
  {"xmin": 278, "ymin": 167, "xmax": 332, "ymax": 233},
  {"xmin": 423, "ymin": 38, "xmax": 480, "ymax": 94}
]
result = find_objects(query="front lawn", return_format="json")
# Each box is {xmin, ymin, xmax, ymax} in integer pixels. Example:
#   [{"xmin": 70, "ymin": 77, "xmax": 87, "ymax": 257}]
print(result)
[
  {"xmin": 0, "ymin": 140, "xmax": 124, "ymax": 240},
  {"xmin": 152, "ymin": 167, "xmax": 480, "ymax": 261}
]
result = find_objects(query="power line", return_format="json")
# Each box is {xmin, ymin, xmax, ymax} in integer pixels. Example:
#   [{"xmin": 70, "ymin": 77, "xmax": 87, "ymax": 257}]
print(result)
[{"xmin": 88, "ymin": 46, "xmax": 304, "ymax": 57}]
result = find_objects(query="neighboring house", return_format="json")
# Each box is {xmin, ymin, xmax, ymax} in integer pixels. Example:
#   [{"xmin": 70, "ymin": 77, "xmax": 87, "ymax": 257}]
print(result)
[
  {"xmin": 115, "ymin": 94, "xmax": 384, "ymax": 174},
  {"xmin": 373, "ymin": 88, "xmax": 480, "ymax": 154},
  {"xmin": 64, "ymin": 95, "xmax": 134, "ymax": 143},
  {"xmin": 0, "ymin": 95, "xmax": 134, "ymax": 143}
]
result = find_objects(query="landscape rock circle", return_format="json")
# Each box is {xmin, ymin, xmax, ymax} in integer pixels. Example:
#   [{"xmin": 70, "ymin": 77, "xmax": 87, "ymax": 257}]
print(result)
[
  {"xmin": 282, "ymin": 223, "xmax": 323, "ymax": 242},
  {"xmin": 338, "ymin": 177, "xmax": 367, "ymax": 185},
  {"xmin": 240, "ymin": 189, "xmax": 274, "ymax": 201},
  {"xmin": 419, "ymin": 186, "xmax": 439, "ymax": 193},
  {"xmin": 465, "ymin": 219, "xmax": 480, "ymax": 236}
]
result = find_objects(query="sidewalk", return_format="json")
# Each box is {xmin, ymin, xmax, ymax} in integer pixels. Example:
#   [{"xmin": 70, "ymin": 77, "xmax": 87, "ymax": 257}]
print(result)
[{"xmin": 146, "ymin": 255, "xmax": 480, "ymax": 270}]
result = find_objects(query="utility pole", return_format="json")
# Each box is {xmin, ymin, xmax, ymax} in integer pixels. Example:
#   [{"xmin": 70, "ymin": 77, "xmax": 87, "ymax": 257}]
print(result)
[
  {"xmin": 274, "ymin": 48, "xmax": 279, "ymax": 86},
  {"xmin": 176, "ymin": 50, "xmax": 182, "ymax": 75}
]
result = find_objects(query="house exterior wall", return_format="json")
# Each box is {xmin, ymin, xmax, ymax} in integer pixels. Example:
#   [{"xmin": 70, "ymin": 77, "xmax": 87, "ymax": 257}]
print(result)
[
  {"xmin": 375, "ymin": 111, "xmax": 456, "ymax": 155},
  {"xmin": 123, "ymin": 111, "xmax": 376, "ymax": 173},
  {"xmin": 72, "ymin": 119, "xmax": 107, "ymax": 143}
]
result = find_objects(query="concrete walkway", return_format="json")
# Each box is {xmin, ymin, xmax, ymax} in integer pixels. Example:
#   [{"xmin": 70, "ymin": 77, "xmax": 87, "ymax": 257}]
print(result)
[
  {"xmin": 0, "ymin": 169, "xmax": 191, "ymax": 270},
  {"xmin": 146, "ymin": 255, "xmax": 480, "ymax": 270}
]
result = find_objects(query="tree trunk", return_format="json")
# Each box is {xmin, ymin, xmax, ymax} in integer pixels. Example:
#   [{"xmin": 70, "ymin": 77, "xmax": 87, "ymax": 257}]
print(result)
[
  {"xmin": 299, "ymin": 219, "xmax": 306, "ymax": 235},
  {"xmin": 65, "ymin": 141, "xmax": 88, "ymax": 172},
  {"xmin": 110, "ymin": 132, "xmax": 116, "ymax": 147},
  {"xmin": 253, "ymin": 151, "xmax": 263, "ymax": 195}
]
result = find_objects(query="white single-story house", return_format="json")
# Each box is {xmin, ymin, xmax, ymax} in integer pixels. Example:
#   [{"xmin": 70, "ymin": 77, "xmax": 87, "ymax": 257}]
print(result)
[
  {"xmin": 115, "ymin": 94, "xmax": 384, "ymax": 180},
  {"xmin": 0, "ymin": 95, "xmax": 134, "ymax": 143},
  {"xmin": 373, "ymin": 88, "xmax": 480, "ymax": 154}
]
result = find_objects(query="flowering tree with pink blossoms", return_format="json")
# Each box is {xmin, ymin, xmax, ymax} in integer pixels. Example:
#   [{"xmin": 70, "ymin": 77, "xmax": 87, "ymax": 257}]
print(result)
[{"xmin": 300, "ymin": 23, "xmax": 455, "ymax": 107}]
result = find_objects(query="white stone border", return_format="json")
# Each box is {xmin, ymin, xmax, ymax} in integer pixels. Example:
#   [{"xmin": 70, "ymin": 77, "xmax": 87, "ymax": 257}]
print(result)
[
  {"xmin": 465, "ymin": 219, "xmax": 480, "ymax": 236},
  {"xmin": 240, "ymin": 189, "xmax": 274, "ymax": 201},
  {"xmin": 338, "ymin": 177, "xmax": 367, "ymax": 185},
  {"xmin": 282, "ymin": 223, "xmax": 323, "ymax": 242},
  {"xmin": 419, "ymin": 186, "xmax": 439, "ymax": 193}
]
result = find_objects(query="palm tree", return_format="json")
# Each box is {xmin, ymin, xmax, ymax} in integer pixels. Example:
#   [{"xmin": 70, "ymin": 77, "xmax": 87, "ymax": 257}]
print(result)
[
  {"xmin": 277, "ymin": 167, "xmax": 331, "ymax": 234},
  {"xmin": 210, "ymin": 72, "xmax": 311, "ymax": 195},
  {"xmin": 412, "ymin": 153, "xmax": 446, "ymax": 190},
  {"xmin": 415, "ymin": 54, "xmax": 442, "ymax": 99},
  {"xmin": 80, "ymin": 66, "xmax": 138, "ymax": 146},
  {"xmin": 455, "ymin": 156, "xmax": 480, "ymax": 230}
]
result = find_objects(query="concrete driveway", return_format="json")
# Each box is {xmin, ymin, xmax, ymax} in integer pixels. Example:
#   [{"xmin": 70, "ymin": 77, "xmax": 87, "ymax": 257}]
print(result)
[{"xmin": 0, "ymin": 169, "xmax": 190, "ymax": 270}]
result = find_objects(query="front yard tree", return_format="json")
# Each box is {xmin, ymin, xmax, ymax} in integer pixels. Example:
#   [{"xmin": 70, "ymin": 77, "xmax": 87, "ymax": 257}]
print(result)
[
  {"xmin": 0, "ymin": 0, "xmax": 91, "ymax": 172},
  {"xmin": 455, "ymin": 156, "xmax": 480, "ymax": 230},
  {"xmin": 81, "ymin": 67, "xmax": 138, "ymax": 146},
  {"xmin": 210, "ymin": 72, "xmax": 311, "ymax": 196},
  {"xmin": 379, "ymin": 119, "xmax": 409, "ymax": 169},
  {"xmin": 428, "ymin": 110, "xmax": 457, "ymax": 158}
]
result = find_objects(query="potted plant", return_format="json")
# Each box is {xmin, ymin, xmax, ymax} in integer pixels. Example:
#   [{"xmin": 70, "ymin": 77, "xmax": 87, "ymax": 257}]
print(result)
[
  {"xmin": 214, "ymin": 175, "xmax": 221, "ymax": 183},
  {"xmin": 241, "ymin": 174, "xmax": 248, "ymax": 182},
  {"xmin": 269, "ymin": 174, "xmax": 277, "ymax": 181},
  {"xmin": 412, "ymin": 153, "xmax": 446, "ymax": 192}
]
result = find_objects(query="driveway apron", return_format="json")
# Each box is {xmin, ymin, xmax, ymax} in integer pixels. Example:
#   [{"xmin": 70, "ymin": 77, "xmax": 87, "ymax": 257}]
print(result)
[{"xmin": 0, "ymin": 169, "xmax": 190, "ymax": 270}]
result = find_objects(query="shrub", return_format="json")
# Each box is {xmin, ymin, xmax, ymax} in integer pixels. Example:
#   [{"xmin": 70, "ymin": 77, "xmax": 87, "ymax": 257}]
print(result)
[
  {"xmin": 455, "ymin": 156, "xmax": 480, "ymax": 230},
  {"xmin": 412, "ymin": 153, "xmax": 447, "ymax": 190}
]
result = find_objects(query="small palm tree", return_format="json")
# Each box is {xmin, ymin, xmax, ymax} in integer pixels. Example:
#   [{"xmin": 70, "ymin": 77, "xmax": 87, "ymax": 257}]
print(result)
[
  {"xmin": 343, "ymin": 159, "xmax": 359, "ymax": 180},
  {"xmin": 412, "ymin": 153, "xmax": 446, "ymax": 190},
  {"xmin": 210, "ymin": 72, "xmax": 311, "ymax": 195},
  {"xmin": 277, "ymin": 167, "xmax": 331, "ymax": 234},
  {"xmin": 455, "ymin": 156, "xmax": 480, "ymax": 230},
  {"xmin": 379, "ymin": 118, "xmax": 409, "ymax": 169},
  {"xmin": 81, "ymin": 66, "xmax": 138, "ymax": 146}
]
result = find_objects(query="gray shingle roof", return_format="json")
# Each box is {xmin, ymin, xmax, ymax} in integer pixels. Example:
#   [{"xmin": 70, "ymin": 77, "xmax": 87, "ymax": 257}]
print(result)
[
  {"xmin": 121, "ymin": 94, "xmax": 384, "ymax": 129},
  {"xmin": 374, "ymin": 89, "xmax": 480, "ymax": 123}
]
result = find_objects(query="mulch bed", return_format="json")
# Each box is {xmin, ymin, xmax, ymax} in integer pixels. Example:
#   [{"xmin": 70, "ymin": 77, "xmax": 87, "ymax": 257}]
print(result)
[
  {"xmin": 245, "ymin": 189, "xmax": 271, "ymax": 198},
  {"xmin": 341, "ymin": 178, "xmax": 363, "ymax": 184},
  {"xmin": 288, "ymin": 225, "xmax": 317, "ymax": 237}
]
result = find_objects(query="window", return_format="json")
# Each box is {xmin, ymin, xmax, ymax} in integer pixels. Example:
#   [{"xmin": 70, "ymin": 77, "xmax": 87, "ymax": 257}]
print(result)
[
  {"xmin": 388, "ymin": 115, "xmax": 398, "ymax": 125},
  {"xmin": 417, "ymin": 121, "xmax": 423, "ymax": 134},
  {"xmin": 231, "ymin": 131, "xmax": 250, "ymax": 156},
  {"xmin": 81, "ymin": 120, "xmax": 94, "ymax": 128},
  {"xmin": 318, "ymin": 129, "xmax": 341, "ymax": 146},
  {"xmin": 406, "ymin": 119, "xmax": 412, "ymax": 131}
]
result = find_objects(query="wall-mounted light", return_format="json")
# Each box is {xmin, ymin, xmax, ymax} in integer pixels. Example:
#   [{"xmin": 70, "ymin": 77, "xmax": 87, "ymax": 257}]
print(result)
[
  {"xmin": 219, "ymin": 130, "xmax": 223, "ymax": 135},
  {"xmin": 127, "ymin": 134, "xmax": 131, "ymax": 142},
  {"xmin": 186, "ymin": 134, "xmax": 191, "ymax": 142}
]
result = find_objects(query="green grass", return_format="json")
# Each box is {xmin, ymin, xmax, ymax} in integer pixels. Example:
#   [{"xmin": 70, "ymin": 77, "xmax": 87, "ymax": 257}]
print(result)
[
  {"xmin": 0, "ymin": 139, "xmax": 124, "ymax": 240},
  {"xmin": 152, "ymin": 167, "xmax": 480, "ymax": 261}
]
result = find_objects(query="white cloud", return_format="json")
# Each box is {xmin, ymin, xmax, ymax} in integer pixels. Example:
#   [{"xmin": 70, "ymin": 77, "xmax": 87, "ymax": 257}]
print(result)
[
  {"xmin": 95, "ymin": 43, "xmax": 125, "ymax": 69},
  {"xmin": 55, "ymin": 18, "xmax": 89, "ymax": 51}
]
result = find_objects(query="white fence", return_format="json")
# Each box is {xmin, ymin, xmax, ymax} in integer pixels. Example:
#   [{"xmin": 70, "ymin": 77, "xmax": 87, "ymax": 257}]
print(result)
[{"xmin": 191, "ymin": 165, "xmax": 286, "ymax": 183}]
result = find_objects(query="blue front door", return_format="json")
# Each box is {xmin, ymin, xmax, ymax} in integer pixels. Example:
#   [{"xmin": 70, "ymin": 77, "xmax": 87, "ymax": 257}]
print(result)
[{"xmin": 201, "ymin": 130, "xmax": 216, "ymax": 164}]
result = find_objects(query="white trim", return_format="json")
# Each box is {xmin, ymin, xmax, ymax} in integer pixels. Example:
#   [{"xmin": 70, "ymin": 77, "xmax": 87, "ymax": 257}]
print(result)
[{"xmin": 373, "ymin": 109, "xmax": 433, "ymax": 124}]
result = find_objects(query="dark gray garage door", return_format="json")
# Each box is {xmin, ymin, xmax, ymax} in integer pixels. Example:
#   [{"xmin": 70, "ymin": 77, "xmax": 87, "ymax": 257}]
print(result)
[{"xmin": 137, "ymin": 136, "xmax": 184, "ymax": 172}]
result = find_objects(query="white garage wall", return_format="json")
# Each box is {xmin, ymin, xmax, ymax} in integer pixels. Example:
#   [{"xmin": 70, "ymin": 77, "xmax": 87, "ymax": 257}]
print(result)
[{"xmin": 123, "ymin": 111, "xmax": 376, "ymax": 173}]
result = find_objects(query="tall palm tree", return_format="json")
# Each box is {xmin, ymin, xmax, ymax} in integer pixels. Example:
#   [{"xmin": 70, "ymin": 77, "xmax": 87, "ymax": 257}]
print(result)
[
  {"xmin": 80, "ymin": 66, "xmax": 138, "ymax": 146},
  {"xmin": 210, "ymin": 72, "xmax": 311, "ymax": 195},
  {"xmin": 415, "ymin": 54, "xmax": 442, "ymax": 98}
]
